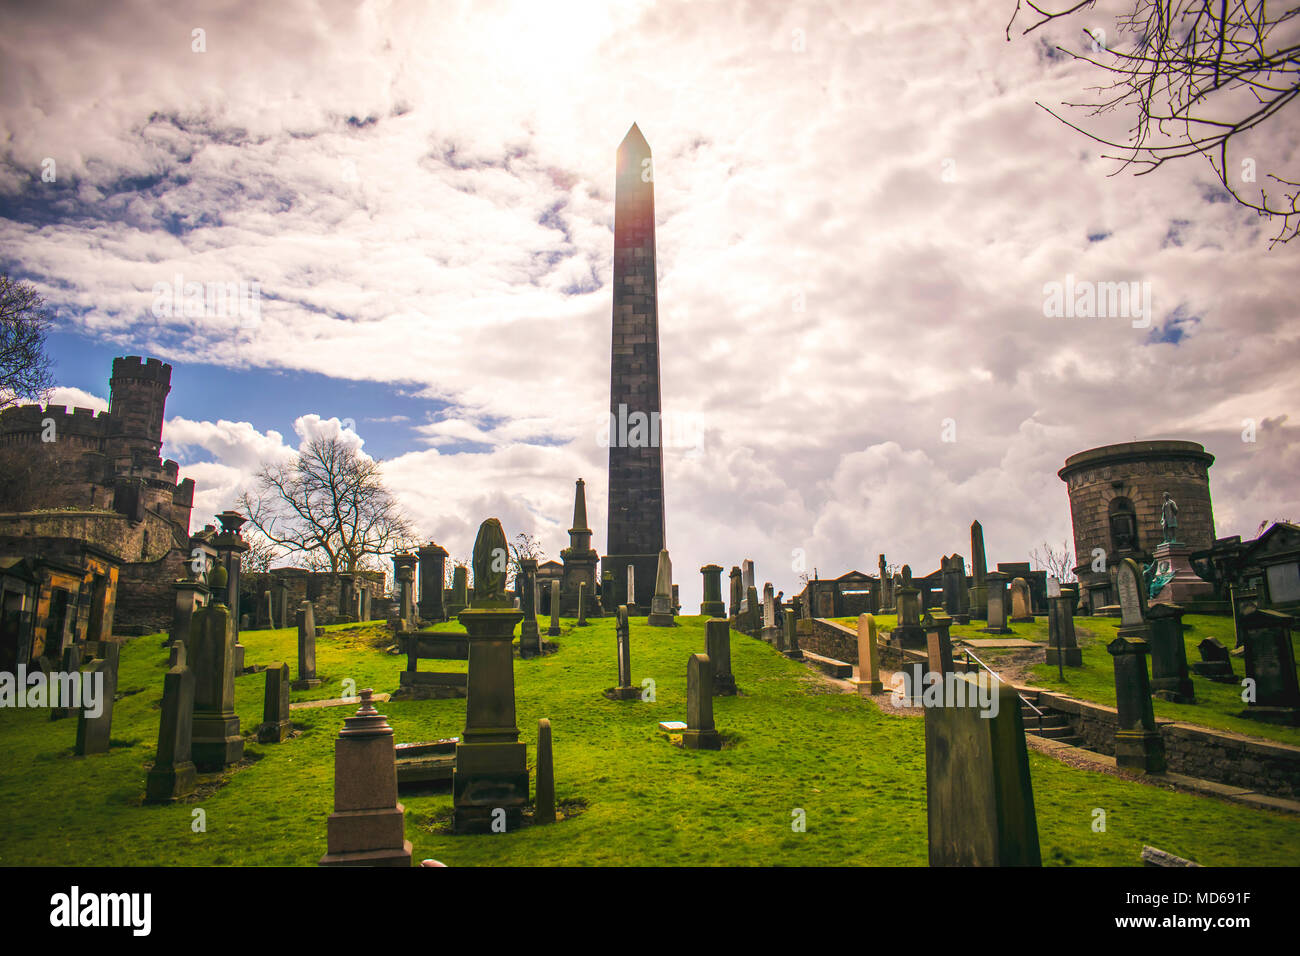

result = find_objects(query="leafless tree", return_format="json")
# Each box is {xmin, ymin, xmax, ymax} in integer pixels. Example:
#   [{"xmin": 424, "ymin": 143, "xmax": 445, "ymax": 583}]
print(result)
[
  {"xmin": 238, "ymin": 526, "xmax": 281, "ymax": 574},
  {"xmin": 237, "ymin": 434, "xmax": 417, "ymax": 574},
  {"xmin": 1007, "ymin": 1, "xmax": 1300, "ymax": 244},
  {"xmin": 1031, "ymin": 540, "xmax": 1078, "ymax": 581},
  {"xmin": 0, "ymin": 273, "xmax": 55, "ymax": 409},
  {"xmin": 507, "ymin": 532, "xmax": 545, "ymax": 591},
  {"xmin": 1257, "ymin": 517, "xmax": 1293, "ymax": 534}
]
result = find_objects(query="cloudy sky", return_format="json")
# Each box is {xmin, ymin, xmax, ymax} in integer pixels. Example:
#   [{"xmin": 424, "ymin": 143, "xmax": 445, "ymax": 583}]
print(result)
[{"xmin": 2, "ymin": 0, "xmax": 1297, "ymax": 605}]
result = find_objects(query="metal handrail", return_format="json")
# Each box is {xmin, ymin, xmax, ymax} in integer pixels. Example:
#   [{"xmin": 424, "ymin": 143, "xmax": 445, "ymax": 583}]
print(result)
[{"xmin": 961, "ymin": 646, "xmax": 1045, "ymax": 726}]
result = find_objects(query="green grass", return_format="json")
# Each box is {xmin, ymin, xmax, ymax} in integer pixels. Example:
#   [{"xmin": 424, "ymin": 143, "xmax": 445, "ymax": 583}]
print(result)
[
  {"xmin": 832, "ymin": 613, "xmax": 1300, "ymax": 746},
  {"xmin": 1, "ymin": 615, "xmax": 1297, "ymax": 866}
]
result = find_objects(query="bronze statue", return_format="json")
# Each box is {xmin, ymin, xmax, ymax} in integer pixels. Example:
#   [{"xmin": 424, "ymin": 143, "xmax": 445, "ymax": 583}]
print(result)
[{"xmin": 1161, "ymin": 492, "xmax": 1179, "ymax": 544}]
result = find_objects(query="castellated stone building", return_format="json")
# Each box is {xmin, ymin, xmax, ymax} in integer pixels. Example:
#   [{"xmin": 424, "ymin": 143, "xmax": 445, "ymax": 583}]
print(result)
[
  {"xmin": 1059, "ymin": 440, "xmax": 1216, "ymax": 612},
  {"xmin": 0, "ymin": 356, "xmax": 196, "ymax": 639}
]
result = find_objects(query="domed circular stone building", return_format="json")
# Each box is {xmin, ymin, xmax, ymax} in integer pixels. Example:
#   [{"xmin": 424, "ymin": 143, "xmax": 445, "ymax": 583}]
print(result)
[{"xmin": 1058, "ymin": 440, "xmax": 1216, "ymax": 612}]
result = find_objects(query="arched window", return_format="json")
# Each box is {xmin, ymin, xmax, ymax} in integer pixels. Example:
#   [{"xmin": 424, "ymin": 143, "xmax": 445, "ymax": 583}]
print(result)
[{"xmin": 1108, "ymin": 497, "xmax": 1138, "ymax": 553}]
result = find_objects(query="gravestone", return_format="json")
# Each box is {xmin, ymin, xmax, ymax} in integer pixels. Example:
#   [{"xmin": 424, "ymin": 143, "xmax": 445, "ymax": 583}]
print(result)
[
  {"xmin": 878, "ymin": 554, "xmax": 893, "ymax": 611},
  {"xmin": 452, "ymin": 518, "xmax": 529, "ymax": 834},
  {"xmin": 417, "ymin": 542, "xmax": 448, "ymax": 622},
  {"xmin": 626, "ymin": 564, "xmax": 637, "ymax": 613},
  {"xmin": 535, "ymin": 718, "xmax": 556, "ymax": 825},
  {"xmin": 892, "ymin": 565, "xmax": 927, "ymax": 649},
  {"xmin": 705, "ymin": 617, "xmax": 736, "ymax": 695},
  {"xmin": 74, "ymin": 643, "xmax": 119, "ymax": 756},
  {"xmin": 1116, "ymin": 557, "xmax": 1148, "ymax": 631},
  {"xmin": 447, "ymin": 565, "xmax": 469, "ymax": 617},
  {"xmin": 1192, "ymin": 637, "xmax": 1235, "ymax": 682},
  {"xmin": 319, "ymin": 689, "xmax": 412, "ymax": 866},
  {"xmin": 606, "ymin": 605, "xmax": 639, "ymax": 700},
  {"xmin": 1107, "ymin": 636, "xmax": 1166, "ymax": 772},
  {"xmin": 1046, "ymin": 585, "xmax": 1083, "ymax": 667},
  {"xmin": 576, "ymin": 582, "xmax": 589, "ymax": 626},
  {"xmin": 672, "ymin": 583, "xmax": 680, "ymax": 616},
  {"xmin": 1009, "ymin": 578, "xmax": 1034, "ymax": 623},
  {"xmin": 925, "ymin": 674, "xmax": 1041, "ymax": 866},
  {"xmin": 50, "ymin": 644, "xmax": 83, "ymax": 721},
  {"xmin": 647, "ymin": 549, "xmax": 676, "ymax": 626},
  {"xmin": 263, "ymin": 590, "xmax": 275, "ymax": 630},
  {"xmin": 969, "ymin": 520, "xmax": 988, "ymax": 619},
  {"xmin": 547, "ymin": 581, "xmax": 561, "ymax": 636},
  {"xmin": 519, "ymin": 558, "xmax": 541, "ymax": 658},
  {"xmin": 739, "ymin": 560, "xmax": 755, "ymax": 614},
  {"xmin": 926, "ymin": 625, "xmax": 954, "ymax": 679},
  {"xmin": 761, "ymin": 583, "xmax": 778, "ymax": 643},
  {"xmin": 1238, "ymin": 607, "xmax": 1300, "ymax": 724},
  {"xmin": 728, "ymin": 566, "xmax": 742, "ymax": 622},
  {"xmin": 1146, "ymin": 603, "xmax": 1195, "ymax": 703},
  {"xmin": 783, "ymin": 612, "xmax": 803, "ymax": 660},
  {"xmin": 190, "ymin": 569, "xmax": 243, "ymax": 772},
  {"xmin": 981, "ymin": 570, "xmax": 1011, "ymax": 635},
  {"xmin": 700, "ymin": 564, "xmax": 725, "ymax": 616},
  {"xmin": 145, "ymin": 642, "xmax": 197, "ymax": 803},
  {"xmin": 293, "ymin": 601, "xmax": 321, "ymax": 689},
  {"xmin": 170, "ymin": 579, "xmax": 206, "ymax": 654},
  {"xmin": 856, "ymin": 613, "xmax": 883, "ymax": 695},
  {"xmin": 682, "ymin": 653, "xmax": 722, "ymax": 750},
  {"xmin": 258, "ymin": 662, "xmax": 293, "ymax": 743}
]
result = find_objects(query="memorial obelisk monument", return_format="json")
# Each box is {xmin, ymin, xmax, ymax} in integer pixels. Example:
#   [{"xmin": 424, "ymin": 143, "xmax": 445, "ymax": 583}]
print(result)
[{"xmin": 604, "ymin": 123, "xmax": 667, "ymax": 611}]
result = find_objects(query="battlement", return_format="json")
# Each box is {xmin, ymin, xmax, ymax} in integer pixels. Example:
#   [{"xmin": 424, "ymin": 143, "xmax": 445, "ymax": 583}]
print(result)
[
  {"xmin": 111, "ymin": 355, "xmax": 173, "ymax": 387},
  {"xmin": 0, "ymin": 403, "xmax": 109, "ymax": 440}
]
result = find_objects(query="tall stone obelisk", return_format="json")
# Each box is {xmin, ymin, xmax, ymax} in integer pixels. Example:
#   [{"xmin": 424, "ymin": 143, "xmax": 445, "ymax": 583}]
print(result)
[{"xmin": 604, "ymin": 123, "xmax": 666, "ymax": 611}]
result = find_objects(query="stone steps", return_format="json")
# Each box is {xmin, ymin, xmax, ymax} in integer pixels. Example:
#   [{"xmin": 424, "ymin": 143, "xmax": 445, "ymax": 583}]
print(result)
[{"xmin": 1019, "ymin": 695, "xmax": 1085, "ymax": 747}]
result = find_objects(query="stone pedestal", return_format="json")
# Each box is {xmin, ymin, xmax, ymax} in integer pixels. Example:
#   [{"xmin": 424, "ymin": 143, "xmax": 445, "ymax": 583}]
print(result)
[
  {"xmin": 699, "ymin": 564, "xmax": 725, "ymax": 617},
  {"xmin": 1107, "ymin": 636, "xmax": 1166, "ymax": 773},
  {"xmin": 980, "ymin": 571, "xmax": 1011, "ymax": 635},
  {"xmin": 892, "ymin": 585, "xmax": 927, "ymax": 649},
  {"xmin": 1150, "ymin": 541, "xmax": 1214, "ymax": 605},
  {"xmin": 319, "ymin": 690, "xmax": 412, "ymax": 867},
  {"xmin": 453, "ymin": 607, "xmax": 528, "ymax": 834},
  {"xmin": 705, "ymin": 617, "xmax": 736, "ymax": 695}
]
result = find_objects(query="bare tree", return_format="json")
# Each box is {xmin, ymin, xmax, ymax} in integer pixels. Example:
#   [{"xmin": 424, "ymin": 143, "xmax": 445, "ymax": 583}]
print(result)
[
  {"xmin": 0, "ymin": 273, "xmax": 55, "ymax": 409},
  {"xmin": 238, "ymin": 526, "xmax": 281, "ymax": 574},
  {"xmin": 1007, "ymin": 1, "xmax": 1300, "ymax": 244},
  {"xmin": 1257, "ymin": 517, "xmax": 1293, "ymax": 534},
  {"xmin": 237, "ymin": 434, "xmax": 417, "ymax": 574},
  {"xmin": 507, "ymin": 532, "xmax": 545, "ymax": 591},
  {"xmin": 1031, "ymin": 540, "xmax": 1078, "ymax": 582}
]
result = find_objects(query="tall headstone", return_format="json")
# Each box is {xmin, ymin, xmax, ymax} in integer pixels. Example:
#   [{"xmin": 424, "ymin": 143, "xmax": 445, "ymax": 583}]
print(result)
[
  {"xmin": 145, "ymin": 642, "xmax": 197, "ymax": 803},
  {"xmin": 547, "ymin": 580, "xmax": 561, "ymax": 636},
  {"xmin": 258, "ymin": 662, "xmax": 292, "ymax": 743},
  {"xmin": 856, "ymin": 613, "xmax": 883, "ymax": 695},
  {"xmin": 190, "ymin": 566, "xmax": 243, "ymax": 772},
  {"xmin": 1046, "ymin": 585, "xmax": 1083, "ymax": 667},
  {"xmin": 293, "ymin": 600, "xmax": 321, "ymax": 689},
  {"xmin": 682, "ymin": 653, "xmax": 722, "ymax": 750},
  {"xmin": 925, "ymin": 674, "xmax": 1041, "ymax": 866},
  {"xmin": 393, "ymin": 553, "xmax": 418, "ymax": 627},
  {"xmin": 782, "ymin": 611, "xmax": 803, "ymax": 660},
  {"xmin": 1238, "ymin": 607, "xmax": 1300, "ymax": 724},
  {"xmin": 213, "ymin": 510, "xmax": 248, "ymax": 647},
  {"xmin": 647, "ymin": 549, "xmax": 676, "ymax": 626},
  {"xmin": 519, "ymin": 558, "xmax": 541, "ymax": 658},
  {"xmin": 417, "ymin": 542, "xmax": 449, "ymax": 622},
  {"xmin": 1147, "ymin": 602, "xmax": 1195, "ymax": 703},
  {"xmin": 576, "ymin": 582, "xmax": 589, "ymax": 627},
  {"xmin": 705, "ymin": 617, "xmax": 736, "ymax": 695},
  {"xmin": 1107, "ymin": 635, "xmax": 1167, "ymax": 772},
  {"xmin": 969, "ymin": 520, "xmax": 988, "ymax": 619},
  {"xmin": 607, "ymin": 605, "xmax": 639, "ymax": 700},
  {"xmin": 453, "ymin": 518, "xmax": 529, "ymax": 834},
  {"xmin": 263, "ymin": 590, "xmax": 275, "ymax": 630},
  {"xmin": 1008, "ymin": 578, "xmax": 1034, "ymax": 623},
  {"xmin": 981, "ymin": 570, "xmax": 1011, "ymax": 634},
  {"xmin": 878, "ymin": 554, "xmax": 893, "ymax": 611},
  {"xmin": 760, "ymin": 583, "xmax": 778, "ymax": 643},
  {"xmin": 744, "ymin": 586, "xmax": 761, "ymax": 635},
  {"xmin": 170, "ymin": 579, "xmax": 207, "ymax": 654},
  {"xmin": 535, "ymin": 718, "xmax": 556, "ymax": 825},
  {"xmin": 74, "ymin": 643, "xmax": 119, "ymax": 756},
  {"xmin": 562, "ymin": 478, "xmax": 600, "ymax": 615},
  {"xmin": 447, "ymin": 565, "xmax": 469, "ymax": 617},
  {"xmin": 892, "ymin": 565, "xmax": 926, "ymax": 649},
  {"xmin": 605, "ymin": 124, "xmax": 667, "ymax": 614},
  {"xmin": 319, "ymin": 689, "xmax": 412, "ymax": 867},
  {"xmin": 699, "ymin": 564, "xmax": 725, "ymax": 616},
  {"xmin": 739, "ymin": 560, "xmax": 755, "ymax": 614},
  {"xmin": 625, "ymin": 564, "xmax": 637, "ymax": 614},
  {"xmin": 727, "ymin": 566, "xmax": 742, "ymax": 622}
]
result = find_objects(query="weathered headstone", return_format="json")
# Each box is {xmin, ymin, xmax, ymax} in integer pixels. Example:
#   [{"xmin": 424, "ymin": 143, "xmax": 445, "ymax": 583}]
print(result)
[
  {"xmin": 1146, "ymin": 602, "xmax": 1195, "ymax": 703},
  {"xmin": 447, "ymin": 564, "xmax": 469, "ymax": 617},
  {"xmin": 728, "ymin": 566, "xmax": 742, "ymax": 622},
  {"xmin": 1107, "ymin": 635, "xmax": 1166, "ymax": 772},
  {"xmin": 1046, "ymin": 585, "xmax": 1083, "ymax": 667},
  {"xmin": 782, "ymin": 611, "xmax": 803, "ymax": 660},
  {"xmin": 74, "ymin": 643, "xmax": 119, "ymax": 756},
  {"xmin": 547, "ymin": 580, "xmax": 561, "ymax": 636},
  {"xmin": 417, "ymin": 542, "xmax": 448, "ymax": 622},
  {"xmin": 925, "ymin": 674, "xmax": 1041, "ymax": 866},
  {"xmin": 258, "ymin": 662, "xmax": 293, "ymax": 743},
  {"xmin": 1192, "ymin": 637, "xmax": 1235, "ymax": 682},
  {"xmin": 452, "ymin": 518, "xmax": 529, "ymax": 834},
  {"xmin": 50, "ymin": 643, "xmax": 83, "ymax": 721},
  {"xmin": 576, "ymin": 581, "xmax": 589, "ymax": 627},
  {"xmin": 170, "ymin": 578, "xmax": 206, "ymax": 653},
  {"xmin": 535, "ymin": 718, "xmax": 556, "ymax": 825},
  {"xmin": 647, "ymin": 549, "xmax": 676, "ymax": 626},
  {"xmin": 682, "ymin": 653, "xmax": 722, "ymax": 750},
  {"xmin": 761, "ymin": 583, "xmax": 778, "ymax": 643},
  {"xmin": 293, "ymin": 601, "xmax": 321, "ymax": 689},
  {"xmin": 981, "ymin": 570, "xmax": 1011, "ymax": 635},
  {"xmin": 319, "ymin": 689, "xmax": 412, "ymax": 866},
  {"xmin": 926, "ymin": 625, "xmax": 954, "ymax": 679},
  {"xmin": 744, "ymin": 586, "xmax": 761, "ymax": 635},
  {"xmin": 1116, "ymin": 557, "xmax": 1147, "ymax": 630},
  {"xmin": 190, "ymin": 567, "xmax": 244, "ymax": 772},
  {"xmin": 700, "ymin": 564, "xmax": 725, "ymax": 616},
  {"xmin": 607, "ymin": 605, "xmax": 639, "ymax": 700},
  {"xmin": 969, "ymin": 520, "xmax": 988, "ymax": 619},
  {"xmin": 145, "ymin": 641, "xmax": 197, "ymax": 803},
  {"xmin": 1009, "ymin": 578, "xmax": 1034, "ymax": 623},
  {"xmin": 519, "ymin": 558, "xmax": 541, "ymax": 658},
  {"xmin": 893, "ymin": 565, "xmax": 927, "ymax": 649},
  {"xmin": 878, "ymin": 553, "xmax": 893, "ymax": 611},
  {"xmin": 263, "ymin": 590, "xmax": 275, "ymax": 630},
  {"xmin": 739, "ymin": 560, "xmax": 755, "ymax": 614},
  {"xmin": 856, "ymin": 613, "xmax": 883, "ymax": 695},
  {"xmin": 705, "ymin": 617, "xmax": 736, "ymax": 695},
  {"xmin": 1238, "ymin": 607, "xmax": 1300, "ymax": 724}
]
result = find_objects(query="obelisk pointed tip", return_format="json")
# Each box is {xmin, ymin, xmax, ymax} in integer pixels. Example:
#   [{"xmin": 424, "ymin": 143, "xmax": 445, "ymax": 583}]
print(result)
[{"xmin": 619, "ymin": 122, "xmax": 650, "ymax": 154}]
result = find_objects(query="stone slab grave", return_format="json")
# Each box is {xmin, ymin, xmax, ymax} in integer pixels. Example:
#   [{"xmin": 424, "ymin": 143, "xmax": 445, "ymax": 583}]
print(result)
[
  {"xmin": 145, "ymin": 642, "xmax": 197, "ymax": 803},
  {"xmin": 925, "ymin": 673, "xmax": 1041, "ymax": 866},
  {"xmin": 397, "ymin": 629, "xmax": 469, "ymax": 700},
  {"xmin": 1192, "ymin": 637, "xmax": 1235, "ymax": 682},
  {"xmin": 75, "ymin": 642, "xmax": 120, "ymax": 756},
  {"xmin": 801, "ymin": 649, "xmax": 853, "ymax": 679},
  {"xmin": 395, "ymin": 738, "xmax": 458, "ymax": 790},
  {"xmin": 292, "ymin": 692, "xmax": 391, "ymax": 711},
  {"xmin": 319, "ymin": 689, "xmax": 412, "ymax": 867},
  {"xmin": 957, "ymin": 639, "xmax": 1040, "ymax": 650}
]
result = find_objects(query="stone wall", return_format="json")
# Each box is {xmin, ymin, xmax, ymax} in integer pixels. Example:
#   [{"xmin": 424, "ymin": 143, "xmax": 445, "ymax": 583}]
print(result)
[{"xmin": 1029, "ymin": 687, "xmax": 1300, "ymax": 799}]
